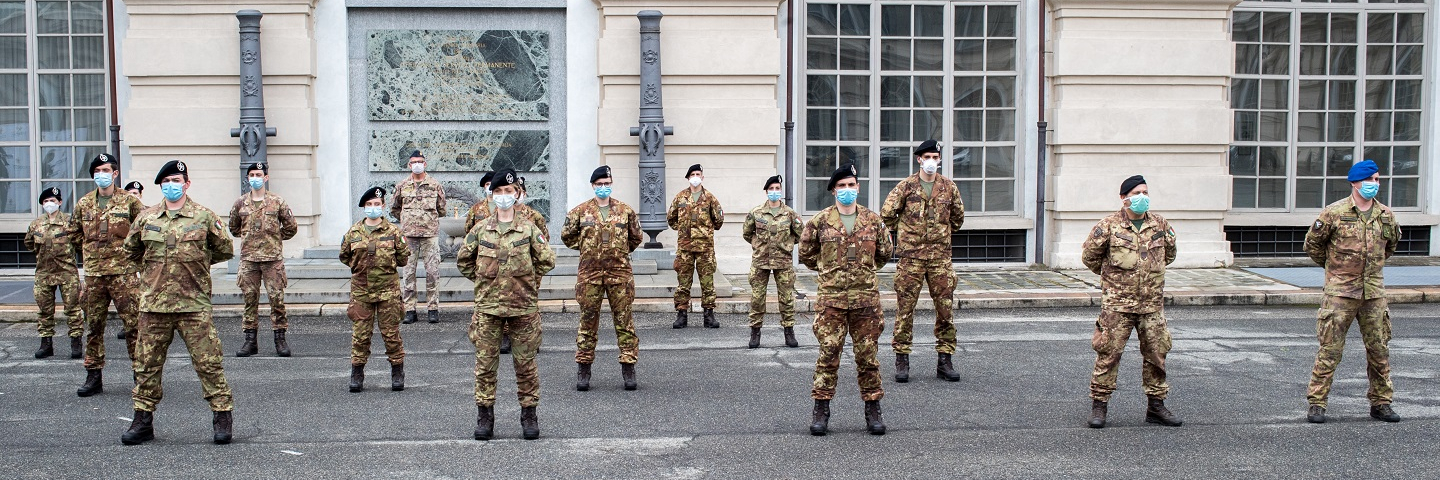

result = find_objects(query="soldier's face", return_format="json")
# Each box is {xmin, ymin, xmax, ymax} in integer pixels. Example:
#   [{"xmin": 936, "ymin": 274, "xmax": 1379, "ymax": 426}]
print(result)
[
  {"xmin": 916, "ymin": 152, "xmax": 941, "ymax": 164},
  {"xmin": 248, "ymin": 171, "xmax": 267, "ymax": 182},
  {"xmin": 160, "ymin": 175, "xmax": 188, "ymax": 190},
  {"xmin": 93, "ymin": 164, "xmax": 117, "ymax": 179},
  {"xmin": 1350, "ymin": 173, "xmax": 1380, "ymax": 189},
  {"xmin": 493, "ymin": 185, "xmax": 517, "ymax": 197},
  {"xmin": 364, "ymin": 198, "xmax": 385, "ymax": 208},
  {"xmin": 1121, "ymin": 184, "xmax": 1149, "ymax": 207},
  {"xmin": 765, "ymin": 184, "xmax": 782, "ymax": 194},
  {"xmin": 833, "ymin": 178, "xmax": 858, "ymax": 193},
  {"xmin": 592, "ymin": 179, "xmax": 613, "ymax": 188},
  {"xmin": 126, "ymin": 189, "xmax": 141, "ymax": 197}
]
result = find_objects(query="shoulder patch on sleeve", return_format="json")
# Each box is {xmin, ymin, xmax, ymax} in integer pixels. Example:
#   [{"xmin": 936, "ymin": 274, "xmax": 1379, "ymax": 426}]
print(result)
[{"xmin": 1092, "ymin": 227, "xmax": 1105, "ymax": 239}]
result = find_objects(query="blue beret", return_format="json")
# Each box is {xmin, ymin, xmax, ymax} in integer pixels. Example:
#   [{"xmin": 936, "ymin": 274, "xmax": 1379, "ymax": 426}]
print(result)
[{"xmin": 1347, "ymin": 160, "xmax": 1378, "ymax": 182}]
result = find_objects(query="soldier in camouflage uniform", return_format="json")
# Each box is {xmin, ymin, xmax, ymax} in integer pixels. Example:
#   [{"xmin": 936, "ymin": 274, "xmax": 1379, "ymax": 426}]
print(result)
[
  {"xmin": 562, "ymin": 166, "xmax": 644, "ymax": 392},
  {"xmin": 1079, "ymin": 175, "xmax": 1181, "ymax": 429},
  {"xmin": 667, "ymin": 164, "xmax": 724, "ymax": 328},
  {"xmin": 465, "ymin": 172, "xmax": 547, "ymax": 354},
  {"xmin": 1303, "ymin": 160, "xmax": 1402, "ymax": 424},
  {"xmin": 26, "ymin": 187, "xmax": 83, "ymax": 359},
  {"xmin": 229, "ymin": 162, "xmax": 299, "ymax": 357},
  {"xmin": 391, "ymin": 150, "xmax": 446, "ymax": 324},
  {"xmin": 457, "ymin": 170, "xmax": 556, "ymax": 441},
  {"xmin": 743, "ymin": 174, "xmax": 803, "ymax": 349},
  {"xmin": 341, "ymin": 187, "xmax": 410, "ymax": 394},
  {"xmin": 124, "ymin": 181, "xmax": 146, "ymax": 207},
  {"xmin": 70, "ymin": 153, "xmax": 143, "ymax": 398},
  {"xmin": 121, "ymin": 160, "xmax": 236, "ymax": 445},
  {"xmin": 798, "ymin": 164, "xmax": 895, "ymax": 436},
  {"xmin": 463, "ymin": 171, "xmax": 496, "ymax": 234},
  {"xmin": 880, "ymin": 140, "xmax": 965, "ymax": 383}
]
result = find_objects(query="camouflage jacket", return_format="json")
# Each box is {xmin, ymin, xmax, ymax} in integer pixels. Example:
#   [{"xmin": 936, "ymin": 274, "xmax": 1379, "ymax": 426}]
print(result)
[
  {"xmin": 666, "ymin": 188, "xmax": 724, "ymax": 252},
  {"xmin": 880, "ymin": 174, "xmax": 964, "ymax": 260},
  {"xmin": 798, "ymin": 206, "xmax": 895, "ymax": 309},
  {"xmin": 562, "ymin": 198, "xmax": 643, "ymax": 284},
  {"xmin": 228, "ymin": 191, "xmax": 298, "ymax": 262},
  {"xmin": 25, "ymin": 212, "xmax": 79, "ymax": 281},
  {"xmin": 1080, "ymin": 210, "xmax": 1177, "ymax": 314},
  {"xmin": 743, "ymin": 203, "xmax": 803, "ymax": 270},
  {"xmin": 1304, "ymin": 197, "xmax": 1399, "ymax": 300},
  {"xmin": 124, "ymin": 198, "xmax": 235, "ymax": 313},
  {"xmin": 339, "ymin": 219, "xmax": 409, "ymax": 303},
  {"xmin": 466, "ymin": 200, "xmax": 550, "ymax": 239},
  {"xmin": 70, "ymin": 189, "xmax": 143, "ymax": 276},
  {"xmin": 390, "ymin": 176, "xmax": 446, "ymax": 238},
  {"xmin": 457, "ymin": 214, "xmax": 556, "ymax": 317}
]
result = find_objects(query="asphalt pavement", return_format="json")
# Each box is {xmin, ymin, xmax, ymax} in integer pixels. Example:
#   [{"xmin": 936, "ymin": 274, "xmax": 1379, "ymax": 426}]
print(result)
[{"xmin": 1, "ymin": 305, "xmax": 1439, "ymax": 479}]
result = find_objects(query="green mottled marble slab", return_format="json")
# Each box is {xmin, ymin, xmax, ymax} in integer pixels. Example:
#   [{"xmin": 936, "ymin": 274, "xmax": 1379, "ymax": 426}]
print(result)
[
  {"xmin": 368, "ymin": 129, "xmax": 550, "ymax": 173},
  {"xmin": 367, "ymin": 29, "xmax": 550, "ymax": 121}
]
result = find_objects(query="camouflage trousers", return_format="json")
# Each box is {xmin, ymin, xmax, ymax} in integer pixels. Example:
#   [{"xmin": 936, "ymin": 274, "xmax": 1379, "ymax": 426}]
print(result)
[
  {"xmin": 34, "ymin": 276, "xmax": 82, "ymax": 338},
  {"xmin": 401, "ymin": 236, "xmax": 441, "ymax": 312},
  {"xmin": 470, "ymin": 312, "xmax": 542, "ymax": 407},
  {"xmin": 348, "ymin": 298, "xmax": 405, "ymax": 366},
  {"xmin": 893, "ymin": 257, "xmax": 956, "ymax": 355},
  {"xmin": 575, "ymin": 279, "xmax": 639, "ymax": 365},
  {"xmin": 748, "ymin": 267, "xmax": 797, "ymax": 328},
  {"xmin": 812, "ymin": 305, "xmax": 885, "ymax": 401},
  {"xmin": 132, "ymin": 310, "xmax": 233, "ymax": 412},
  {"xmin": 1307, "ymin": 295, "xmax": 1393, "ymax": 408},
  {"xmin": 674, "ymin": 249, "xmax": 717, "ymax": 310},
  {"xmin": 82, "ymin": 274, "xmax": 139, "ymax": 371},
  {"xmin": 1090, "ymin": 309, "xmax": 1172, "ymax": 402},
  {"xmin": 238, "ymin": 259, "xmax": 289, "ymax": 331}
]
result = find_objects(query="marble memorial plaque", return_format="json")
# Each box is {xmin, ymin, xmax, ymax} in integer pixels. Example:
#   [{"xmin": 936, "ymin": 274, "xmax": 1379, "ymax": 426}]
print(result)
[
  {"xmin": 368, "ymin": 29, "xmax": 550, "ymax": 121},
  {"xmin": 369, "ymin": 130, "xmax": 550, "ymax": 173}
]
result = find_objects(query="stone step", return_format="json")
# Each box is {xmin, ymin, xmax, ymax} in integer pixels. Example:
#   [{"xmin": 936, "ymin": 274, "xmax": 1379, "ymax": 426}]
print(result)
[
  {"xmin": 302, "ymin": 245, "xmax": 341, "ymax": 259},
  {"xmin": 279, "ymin": 258, "xmax": 658, "ymax": 279},
  {"xmin": 208, "ymin": 269, "xmax": 734, "ymax": 305}
]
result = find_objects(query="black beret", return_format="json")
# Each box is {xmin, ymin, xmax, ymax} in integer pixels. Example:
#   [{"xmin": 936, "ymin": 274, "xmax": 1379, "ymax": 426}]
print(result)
[
  {"xmin": 246, "ymin": 162, "xmax": 268, "ymax": 174},
  {"xmin": 763, "ymin": 175, "xmax": 782, "ymax": 190},
  {"xmin": 409, "ymin": 150, "xmax": 425, "ymax": 159},
  {"xmin": 914, "ymin": 139, "xmax": 941, "ymax": 156},
  {"xmin": 123, "ymin": 181, "xmax": 143, "ymax": 192},
  {"xmin": 1120, "ymin": 175, "xmax": 1147, "ymax": 195},
  {"xmin": 479, "ymin": 171, "xmax": 495, "ymax": 187},
  {"xmin": 516, "ymin": 176, "xmax": 527, "ymax": 191},
  {"xmin": 828, "ymin": 164, "xmax": 859, "ymax": 191},
  {"xmin": 89, "ymin": 153, "xmax": 119, "ymax": 174},
  {"xmin": 358, "ymin": 186, "xmax": 386, "ymax": 207},
  {"xmin": 591, "ymin": 165, "xmax": 612, "ymax": 184},
  {"xmin": 686, "ymin": 164, "xmax": 703, "ymax": 178},
  {"xmin": 491, "ymin": 169, "xmax": 518, "ymax": 189},
  {"xmin": 153, "ymin": 160, "xmax": 189, "ymax": 184},
  {"xmin": 38, "ymin": 186, "xmax": 62, "ymax": 204}
]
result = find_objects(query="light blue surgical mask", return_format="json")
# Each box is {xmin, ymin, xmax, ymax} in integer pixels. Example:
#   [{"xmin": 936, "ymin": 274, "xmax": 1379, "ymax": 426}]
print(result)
[
  {"xmin": 594, "ymin": 185, "xmax": 612, "ymax": 200},
  {"xmin": 494, "ymin": 194, "xmax": 517, "ymax": 210},
  {"xmin": 766, "ymin": 191, "xmax": 783, "ymax": 202},
  {"xmin": 161, "ymin": 182, "xmax": 185, "ymax": 202},
  {"xmin": 836, "ymin": 188, "xmax": 858, "ymax": 206},
  {"xmin": 479, "ymin": 187, "xmax": 490, "ymax": 198},
  {"xmin": 364, "ymin": 206, "xmax": 384, "ymax": 219},
  {"xmin": 248, "ymin": 177, "xmax": 265, "ymax": 190},
  {"xmin": 93, "ymin": 172, "xmax": 114, "ymax": 188},
  {"xmin": 1359, "ymin": 181, "xmax": 1380, "ymax": 200},
  {"xmin": 1128, "ymin": 194, "xmax": 1150, "ymax": 214}
]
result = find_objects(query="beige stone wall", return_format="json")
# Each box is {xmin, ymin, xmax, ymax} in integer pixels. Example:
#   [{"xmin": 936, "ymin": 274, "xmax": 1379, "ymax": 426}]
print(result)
[
  {"xmin": 1045, "ymin": 0, "xmax": 1239, "ymax": 269},
  {"xmin": 593, "ymin": 0, "xmax": 785, "ymax": 274},
  {"xmin": 122, "ymin": 0, "xmax": 319, "ymax": 255}
]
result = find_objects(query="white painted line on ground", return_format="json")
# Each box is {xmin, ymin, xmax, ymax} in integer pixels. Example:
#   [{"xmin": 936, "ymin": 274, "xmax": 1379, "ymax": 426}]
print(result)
[
  {"xmin": 118, "ymin": 417, "xmax": 131, "ymax": 422},
  {"xmin": 281, "ymin": 450, "xmax": 304, "ymax": 456}
]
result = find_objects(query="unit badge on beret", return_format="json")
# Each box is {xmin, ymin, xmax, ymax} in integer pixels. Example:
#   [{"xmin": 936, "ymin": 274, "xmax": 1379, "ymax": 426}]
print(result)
[
  {"xmin": 51, "ymin": 187, "xmax": 59, "ymax": 195},
  {"xmin": 177, "ymin": 162, "xmax": 186, "ymax": 172}
]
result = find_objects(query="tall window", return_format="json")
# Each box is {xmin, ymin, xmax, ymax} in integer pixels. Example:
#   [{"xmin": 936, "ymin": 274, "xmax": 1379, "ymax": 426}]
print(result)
[
  {"xmin": 0, "ymin": 0, "xmax": 108, "ymax": 216},
  {"xmin": 1231, "ymin": 1, "xmax": 1426, "ymax": 212},
  {"xmin": 803, "ymin": 1, "xmax": 1021, "ymax": 214}
]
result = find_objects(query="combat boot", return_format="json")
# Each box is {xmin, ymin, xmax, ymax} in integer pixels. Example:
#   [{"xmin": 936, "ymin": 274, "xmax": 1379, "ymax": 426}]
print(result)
[
  {"xmin": 937, "ymin": 353, "xmax": 960, "ymax": 382},
  {"xmin": 474, "ymin": 405, "xmax": 494, "ymax": 440},
  {"xmin": 748, "ymin": 327, "xmax": 762, "ymax": 348},
  {"xmin": 120, "ymin": 410, "xmax": 154, "ymax": 445},
  {"xmin": 499, "ymin": 334, "xmax": 511, "ymax": 354},
  {"xmin": 116, "ymin": 329, "xmax": 126, "ymax": 340},
  {"xmin": 34, "ymin": 337, "xmax": 53, "ymax": 359},
  {"xmin": 427, "ymin": 309, "xmax": 439, "ymax": 324},
  {"xmin": 348, "ymin": 364, "xmax": 364, "ymax": 392},
  {"xmin": 213, "ymin": 411, "xmax": 233, "ymax": 444},
  {"xmin": 703, "ymin": 308, "xmax": 719, "ymax": 328},
  {"xmin": 864, "ymin": 400, "xmax": 886, "ymax": 435},
  {"xmin": 70, "ymin": 335, "xmax": 83, "ymax": 359},
  {"xmin": 894, "ymin": 354, "xmax": 910, "ymax": 383},
  {"xmin": 621, "ymin": 363, "xmax": 637, "ymax": 391},
  {"xmin": 273, "ymin": 329, "xmax": 291, "ymax": 357},
  {"xmin": 521, "ymin": 406, "xmax": 540, "ymax": 440},
  {"xmin": 809, "ymin": 399, "xmax": 831, "ymax": 436},
  {"xmin": 1370, "ymin": 404, "xmax": 1401, "ymax": 423},
  {"xmin": 76, "ymin": 369, "xmax": 103, "ymax": 397},
  {"xmin": 390, "ymin": 363, "xmax": 405, "ymax": 391},
  {"xmin": 1088, "ymin": 400, "xmax": 1108, "ymax": 428},
  {"xmin": 402, "ymin": 310, "xmax": 418, "ymax": 324},
  {"xmin": 1306, "ymin": 405, "xmax": 1326, "ymax": 424},
  {"xmin": 1145, "ymin": 397, "xmax": 1183, "ymax": 426},
  {"xmin": 673, "ymin": 310, "xmax": 688, "ymax": 328},
  {"xmin": 576, "ymin": 363, "xmax": 592, "ymax": 391},
  {"xmin": 235, "ymin": 329, "xmax": 258, "ymax": 357},
  {"xmin": 783, "ymin": 327, "xmax": 799, "ymax": 348}
]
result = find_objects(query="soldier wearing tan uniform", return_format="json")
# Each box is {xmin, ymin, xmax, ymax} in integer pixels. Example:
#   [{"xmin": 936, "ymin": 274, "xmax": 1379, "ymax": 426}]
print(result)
[
  {"xmin": 71, "ymin": 153, "xmax": 143, "ymax": 398},
  {"xmin": 26, "ymin": 187, "xmax": 83, "ymax": 359},
  {"xmin": 391, "ymin": 150, "xmax": 446, "ymax": 324},
  {"xmin": 563, "ymin": 166, "xmax": 644, "ymax": 391},
  {"xmin": 743, "ymin": 175, "xmax": 803, "ymax": 349},
  {"xmin": 798, "ymin": 164, "xmax": 895, "ymax": 436},
  {"xmin": 457, "ymin": 169, "xmax": 556, "ymax": 441},
  {"xmin": 465, "ymin": 172, "xmax": 547, "ymax": 355},
  {"xmin": 1303, "ymin": 159, "xmax": 1402, "ymax": 424},
  {"xmin": 1080, "ymin": 175, "xmax": 1181, "ymax": 429},
  {"xmin": 341, "ymin": 187, "xmax": 410, "ymax": 393},
  {"xmin": 667, "ymin": 164, "xmax": 724, "ymax": 328},
  {"xmin": 229, "ymin": 162, "xmax": 299, "ymax": 357}
]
